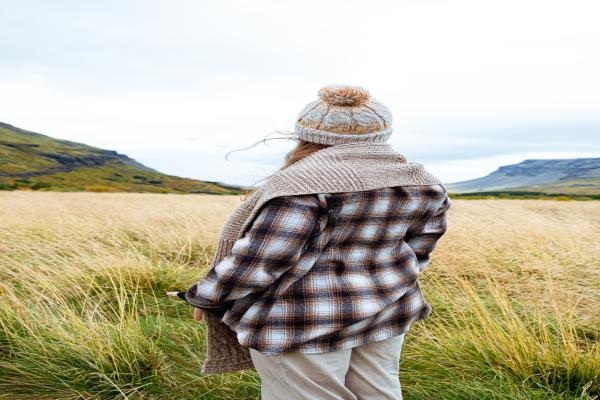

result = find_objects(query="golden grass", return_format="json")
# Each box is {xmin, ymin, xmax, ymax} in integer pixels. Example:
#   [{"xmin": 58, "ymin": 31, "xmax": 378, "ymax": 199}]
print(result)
[
  {"xmin": 0, "ymin": 192, "xmax": 598, "ymax": 399},
  {"xmin": 434, "ymin": 199, "xmax": 600, "ymax": 322}
]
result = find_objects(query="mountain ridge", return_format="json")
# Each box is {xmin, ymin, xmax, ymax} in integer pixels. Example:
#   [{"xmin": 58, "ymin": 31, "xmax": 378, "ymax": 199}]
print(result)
[
  {"xmin": 0, "ymin": 122, "xmax": 243, "ymax": 194},
  {"xmin": 445, "ymin": 157, "xmax": 600, "ymax": 195}
]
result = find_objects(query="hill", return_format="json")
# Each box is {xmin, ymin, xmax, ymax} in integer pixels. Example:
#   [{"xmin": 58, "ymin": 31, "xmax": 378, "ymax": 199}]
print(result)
[
  {"xmin": 0, "ymin": 122, "xmax": 243, "ymax": 194},
  {"xmin": 445, "ymin": 158, "xmax": 600, "ymax": 195}
]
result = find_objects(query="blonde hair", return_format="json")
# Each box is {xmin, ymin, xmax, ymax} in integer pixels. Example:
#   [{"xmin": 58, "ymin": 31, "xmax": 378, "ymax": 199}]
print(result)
[
  {"xmin": 280, "ymin": 140, "xmax": 332, "ymax": 170},
  {"xmin": 225, "ymin": 131, "xmax": 331, "ymax": 201}
]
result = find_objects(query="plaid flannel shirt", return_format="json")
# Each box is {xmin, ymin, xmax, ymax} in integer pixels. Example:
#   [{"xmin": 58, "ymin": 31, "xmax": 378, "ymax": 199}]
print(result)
[{"xmin": 186, "ymin": 184, "xmax": 451, "ymax": 354}]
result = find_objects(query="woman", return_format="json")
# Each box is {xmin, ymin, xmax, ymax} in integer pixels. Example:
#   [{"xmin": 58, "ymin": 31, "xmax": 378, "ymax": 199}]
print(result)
[{"xmin": 168, "ymin": 84, "xmax": 451, "ymax": 399}]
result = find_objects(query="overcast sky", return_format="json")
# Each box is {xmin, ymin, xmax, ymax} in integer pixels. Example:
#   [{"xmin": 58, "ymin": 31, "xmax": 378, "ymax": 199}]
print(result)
[{"xmin": 1, "ymin": 0, "xmax": 599, "ymax": 187}]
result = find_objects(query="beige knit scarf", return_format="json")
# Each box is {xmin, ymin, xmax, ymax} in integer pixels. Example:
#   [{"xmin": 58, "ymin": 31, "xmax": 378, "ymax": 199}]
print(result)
[{"xmin": 196, "ymin": 141, "xmax": 442, "ymax": 374}]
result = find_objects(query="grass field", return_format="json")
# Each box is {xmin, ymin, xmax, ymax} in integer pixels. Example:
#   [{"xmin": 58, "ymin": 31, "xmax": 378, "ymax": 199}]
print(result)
[{"xmin": 0, "ymin": 192, "xmax": 598, "ymax": 399}]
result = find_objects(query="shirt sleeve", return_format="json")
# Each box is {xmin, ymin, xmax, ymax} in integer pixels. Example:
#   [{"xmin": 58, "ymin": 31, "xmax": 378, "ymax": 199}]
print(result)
[
  {"xmin": 184, "ymin": 194, "xmax": 322, "ymax": 309},
  {"xmin": 405, "ymin": 190, "xmax": 451, "ymax": 272}
]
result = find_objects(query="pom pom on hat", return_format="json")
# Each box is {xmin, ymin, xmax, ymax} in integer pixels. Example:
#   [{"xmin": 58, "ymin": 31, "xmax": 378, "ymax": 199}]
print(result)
[{"xmin": 317, "ymin": 84, "xmax": 370, "ymax": 107}]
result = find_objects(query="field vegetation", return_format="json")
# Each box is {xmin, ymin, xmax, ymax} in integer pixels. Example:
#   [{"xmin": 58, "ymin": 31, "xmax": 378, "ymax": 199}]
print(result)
[{"xmin": 0, "ymin": 192, "xmax": 598, "ymax": 399}]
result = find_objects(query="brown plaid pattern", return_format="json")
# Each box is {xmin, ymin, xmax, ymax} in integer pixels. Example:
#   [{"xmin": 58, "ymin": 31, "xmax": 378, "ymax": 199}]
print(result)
[{"xmin": 186, "ymin": 184, "xmax": 451, "ymax": 354}]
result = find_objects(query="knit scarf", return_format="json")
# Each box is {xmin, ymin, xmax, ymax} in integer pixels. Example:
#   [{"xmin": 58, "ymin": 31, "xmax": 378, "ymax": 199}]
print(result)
[{"xmin": 196, "ymin": 141, "xmax": 442, "ymax": 374}]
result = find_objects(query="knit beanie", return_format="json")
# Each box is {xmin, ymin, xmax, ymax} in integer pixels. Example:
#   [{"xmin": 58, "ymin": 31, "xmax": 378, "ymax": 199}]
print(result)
[{"xmin": 294, "ymin": 84, "xmax": 393, "ymax": 145}]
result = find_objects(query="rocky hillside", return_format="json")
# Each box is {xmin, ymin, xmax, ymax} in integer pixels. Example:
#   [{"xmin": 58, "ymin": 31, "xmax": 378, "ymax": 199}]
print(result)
[
  {"xmin": 446, "ymin": 158, "xmax": 600, "ymax": 195},
  {"xmin": 0, "ymin": 122, "xmax": 242, "ymax": 194}
]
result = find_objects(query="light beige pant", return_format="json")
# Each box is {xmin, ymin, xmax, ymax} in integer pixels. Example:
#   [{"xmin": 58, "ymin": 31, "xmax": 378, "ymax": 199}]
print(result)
[{"xmin": 249, "ymin": 334, "xmax": 406, "ymax": 400}]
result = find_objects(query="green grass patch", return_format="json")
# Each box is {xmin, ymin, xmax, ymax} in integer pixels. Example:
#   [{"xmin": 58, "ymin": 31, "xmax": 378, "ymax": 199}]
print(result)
[{"xmin": 449, "ymin": 191, "xmax": 600, "ymax": 201}]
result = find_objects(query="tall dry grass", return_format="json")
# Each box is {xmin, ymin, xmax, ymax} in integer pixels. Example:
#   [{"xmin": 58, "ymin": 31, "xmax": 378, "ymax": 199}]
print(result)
[{"xmin": 0, "ymin": 192, "xmax": 598, "ymax": 399}]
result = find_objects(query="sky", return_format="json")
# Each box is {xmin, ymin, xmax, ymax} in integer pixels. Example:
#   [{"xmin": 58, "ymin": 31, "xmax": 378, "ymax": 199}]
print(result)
[{"xmin": 1, "ymin": 0, "xmax": 599, "ymax": 187}]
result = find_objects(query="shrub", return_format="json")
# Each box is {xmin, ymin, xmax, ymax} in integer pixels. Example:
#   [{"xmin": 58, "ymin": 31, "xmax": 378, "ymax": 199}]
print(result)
[{"xmin": 85, "ymin": 185, "xmax": 117, "ymax": 192}]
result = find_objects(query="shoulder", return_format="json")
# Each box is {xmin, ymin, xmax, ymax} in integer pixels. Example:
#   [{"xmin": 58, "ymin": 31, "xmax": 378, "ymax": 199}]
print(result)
[
  {"xmin": 260, "ymin": 194, "xmax": 323, "ymax": 213},
  {"xmin": 249, "ymin": 195, "xmax": 323, "ymax": 234},
  {"xmin": 416, "ymin": 184, "xmax": 451, "ymax": 214},
  {"xmin": 401, "ymin": 183, "xmax": 448, "ymax": 199},
  {"xmin": 384, "ymin": 184, "xmax": 450, "ymax": 215}
]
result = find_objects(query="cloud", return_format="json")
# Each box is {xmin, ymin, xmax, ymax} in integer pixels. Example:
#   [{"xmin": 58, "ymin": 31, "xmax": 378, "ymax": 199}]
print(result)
[{"xmin": 1, "ymin": 0, "xmax": 599, "ymax": 185}]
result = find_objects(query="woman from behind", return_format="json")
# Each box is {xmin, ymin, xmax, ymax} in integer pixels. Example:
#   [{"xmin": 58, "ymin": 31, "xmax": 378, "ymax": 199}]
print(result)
[{"xmin": 170, "ymin": 84, "xmax": 451, "ymax": 400}]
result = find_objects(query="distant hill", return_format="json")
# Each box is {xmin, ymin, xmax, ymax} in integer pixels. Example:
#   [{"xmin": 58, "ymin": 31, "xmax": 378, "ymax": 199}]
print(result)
[
  {"xmin": 446, "ymin": 158, "xmax": 600, "ymax": 195},
  {"xmin": 0, "ymin": 122, "xmax": 243, "ymax": 194}
]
